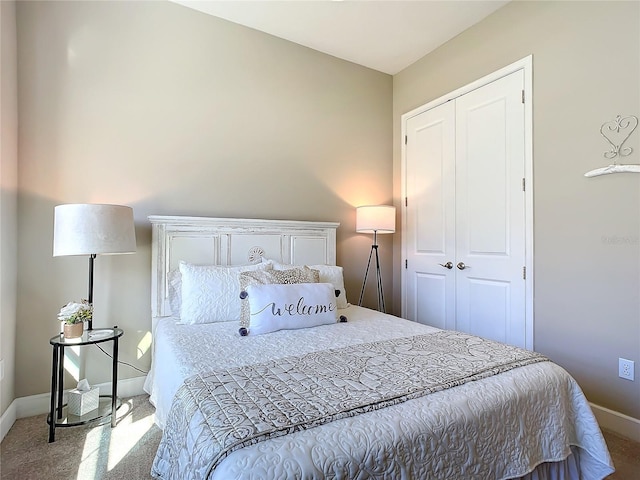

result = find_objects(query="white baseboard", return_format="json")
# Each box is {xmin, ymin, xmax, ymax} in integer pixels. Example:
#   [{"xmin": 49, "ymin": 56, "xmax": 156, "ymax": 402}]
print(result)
[
  {"xmin": 0, "ymin": 375, "xmax": 146, "ymax": 443},
  {"xmin": 590, "ymin": 402, "xmax": 640, "ymax": 442},
  {"xmin": 0, "ymin": 399, "xmax": 17, "ymax": 443}
]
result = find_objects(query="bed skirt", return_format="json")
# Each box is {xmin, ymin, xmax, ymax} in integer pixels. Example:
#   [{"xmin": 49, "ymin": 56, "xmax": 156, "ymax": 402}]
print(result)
[{"xmin": 517, "ymin": 446, "xmax": 582, "ymax": 480}]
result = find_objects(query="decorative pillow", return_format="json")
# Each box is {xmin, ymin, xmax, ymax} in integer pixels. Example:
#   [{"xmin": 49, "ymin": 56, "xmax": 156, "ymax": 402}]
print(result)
[
  {"xmin": 245, "ymin": 283, "xmax": 338, "ymax": 335},
  {"xmin": 239, "ymin": 266, "xmax": 320, "ymax": 330},
  {"xmin": 179, "ymin": 261, "xmax": 272, "ymax": 324},
  {"xmin": 167, "ymin": 270, "xmax": 182, "ymax": 316},
  {"xmin": 262, "ymin": 258, "xmax": 349, "ymax": 309}
]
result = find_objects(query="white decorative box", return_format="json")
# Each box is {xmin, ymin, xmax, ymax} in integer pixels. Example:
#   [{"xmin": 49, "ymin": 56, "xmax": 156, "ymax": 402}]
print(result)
[{"xmin": 67, "ymin": 386, "xmax": 99, "ymax": 416}]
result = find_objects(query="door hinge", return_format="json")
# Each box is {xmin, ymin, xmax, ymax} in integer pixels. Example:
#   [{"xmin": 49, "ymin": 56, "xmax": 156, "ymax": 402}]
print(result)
[
  {"xmin": 522, "ymin": 178, "xmax": 525, "ymax": 191},
  {"xmin": 522, "ymin": 266, "xmax": 526, "ymax": 280},
  {"xmin": 521, "ymin": 90, "xmax": 525, "ymax": 104},
  {"xmin": 405, "ymin": 259, "xmax": 408, "ymax": 269},
  {"xmin": 405, "ymin": 197, "xmax": 408, "ymax": 207},
  {"xmin": 405, "ymin": 135, "xmax": 408, "ymax": 145}
]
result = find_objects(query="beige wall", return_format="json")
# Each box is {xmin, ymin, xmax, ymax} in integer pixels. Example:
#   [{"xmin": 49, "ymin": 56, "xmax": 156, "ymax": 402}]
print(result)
[
  {"xmin": 11, "ymin": 0, "xmax": 639, "ymax": 424},
  {"xmin": 15, "ymin": 1, "xmax": 392, "ymax": 397},
  {"xmin": 1, "ymin": 0, "xmax": 18, "ymax": 417},
  {"xmin": 393, "ymin": 1, "xmax": 640, "ymax": 418}
]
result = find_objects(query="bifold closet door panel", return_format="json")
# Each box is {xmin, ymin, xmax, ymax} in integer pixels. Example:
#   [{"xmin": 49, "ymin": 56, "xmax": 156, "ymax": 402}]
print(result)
[
  {"xmin": 454, "ymin": 70, "xmax": 527, "ymax": 348},
  {"xmin": 404, "ymin": 101, "xmax": 456, "ymax": 330}
]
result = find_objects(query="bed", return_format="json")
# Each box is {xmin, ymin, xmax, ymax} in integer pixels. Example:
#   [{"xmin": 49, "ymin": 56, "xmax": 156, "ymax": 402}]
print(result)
[{"xmin": 144, "ymin": 215, "xmax": 614, "ymax": 480}]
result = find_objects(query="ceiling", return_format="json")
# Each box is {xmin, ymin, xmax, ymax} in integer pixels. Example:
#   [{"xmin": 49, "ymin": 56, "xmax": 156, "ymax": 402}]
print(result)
[{"xmin": 171, "ymin": 1, "xmax": 510, "ymax": 75}]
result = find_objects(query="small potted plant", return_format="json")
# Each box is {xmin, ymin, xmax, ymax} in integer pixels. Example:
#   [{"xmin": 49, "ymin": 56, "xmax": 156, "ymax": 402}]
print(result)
[{"xmin": 58, "ymin": 300, "xmax": 92, "ymax": 338}]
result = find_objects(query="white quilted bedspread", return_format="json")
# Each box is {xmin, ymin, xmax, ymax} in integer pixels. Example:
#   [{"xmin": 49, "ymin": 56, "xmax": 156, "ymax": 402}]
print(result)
[{"xmin": 146, "ymin": 306, "xmax": 614, "ymax": 480}]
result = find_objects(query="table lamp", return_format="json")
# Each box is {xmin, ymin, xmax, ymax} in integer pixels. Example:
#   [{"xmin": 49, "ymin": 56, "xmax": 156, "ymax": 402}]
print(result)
[{"xmin": 53, "ymin": 204, "xmax": 136, "ymax": 330}]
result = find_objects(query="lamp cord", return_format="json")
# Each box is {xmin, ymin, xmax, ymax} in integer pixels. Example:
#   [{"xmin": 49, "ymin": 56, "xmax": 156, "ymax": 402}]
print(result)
[{"xmin": 94, "ymin": 343, "xmax": 148, "ymax": 375}]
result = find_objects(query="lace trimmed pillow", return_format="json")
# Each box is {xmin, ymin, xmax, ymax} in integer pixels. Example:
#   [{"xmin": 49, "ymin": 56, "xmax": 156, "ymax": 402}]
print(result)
[
  {"xmin": 238, "ymin": 266, "xmax": 320, "ymax": 332},
  {"xmin": 262, "ymin": 259, "xmax": 349, "ymax": 309}
]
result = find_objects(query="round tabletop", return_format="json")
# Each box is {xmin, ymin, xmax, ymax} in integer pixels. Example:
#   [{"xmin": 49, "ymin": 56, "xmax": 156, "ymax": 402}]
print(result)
[{"xmin": 50, "ymin": 327, "xmax": 124, "ymax": 346}]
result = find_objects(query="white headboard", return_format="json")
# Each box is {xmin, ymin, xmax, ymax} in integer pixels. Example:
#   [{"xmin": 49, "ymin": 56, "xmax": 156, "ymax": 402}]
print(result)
[{"xmin": 149, "ymin": 215, "xmax": 340, "ymax": 319}]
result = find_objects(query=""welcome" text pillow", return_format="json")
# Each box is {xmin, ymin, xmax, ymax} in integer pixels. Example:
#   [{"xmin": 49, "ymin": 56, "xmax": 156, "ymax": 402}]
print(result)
[{"xmin": 245, "ymin": 283, "xmax": 338, "ymax": 335}]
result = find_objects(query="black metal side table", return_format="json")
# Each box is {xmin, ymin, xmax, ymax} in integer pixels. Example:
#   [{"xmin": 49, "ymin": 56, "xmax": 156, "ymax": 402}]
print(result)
[{"xmin": 47, "ymin": 327, "xmax": 124, "ymax": 442}]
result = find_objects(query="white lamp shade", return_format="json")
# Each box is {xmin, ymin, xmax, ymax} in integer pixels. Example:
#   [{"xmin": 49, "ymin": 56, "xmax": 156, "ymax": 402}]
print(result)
[
  {"xmin": 356, "ymin": 205, "xmax": 396, "ymax": 234},
  {"xmin": 53, "ymin": 204, "xmax": 137, "ymax": 256}
]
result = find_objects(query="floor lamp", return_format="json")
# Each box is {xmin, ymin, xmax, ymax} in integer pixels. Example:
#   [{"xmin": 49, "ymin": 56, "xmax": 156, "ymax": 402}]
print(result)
[
  {"xmin": 53, "ymin": 204, "xmax": 137, "ymax": 330},
  {"xmin": 356, "ymin": 205, "xmax": 395, "ymax": 313}
]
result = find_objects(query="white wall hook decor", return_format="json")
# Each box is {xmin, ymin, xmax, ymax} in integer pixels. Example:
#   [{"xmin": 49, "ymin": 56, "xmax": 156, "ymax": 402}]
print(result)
[
  {"xmin": 584, "ymin": 164, "xmax": 640, "ymax": 177},
  {"xmin": 584, "ymin": 114, "xmax": 639, "ymax": 177}
]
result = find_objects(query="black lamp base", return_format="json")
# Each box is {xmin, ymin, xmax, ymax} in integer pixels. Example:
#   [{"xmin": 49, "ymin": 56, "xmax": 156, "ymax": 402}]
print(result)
[
  {"xmin": 87, "ymin": 254, "xmax": 96, "ymax": 330},
  {"xmin": 358, "ymin": 239, "xmax": 386, "ymax": 313}
]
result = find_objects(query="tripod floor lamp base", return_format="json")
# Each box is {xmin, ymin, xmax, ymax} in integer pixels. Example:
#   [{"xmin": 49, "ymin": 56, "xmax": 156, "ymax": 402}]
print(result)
[{"xmin": 357, "ymin": 240, "xmax": 386, "ymax": 313}]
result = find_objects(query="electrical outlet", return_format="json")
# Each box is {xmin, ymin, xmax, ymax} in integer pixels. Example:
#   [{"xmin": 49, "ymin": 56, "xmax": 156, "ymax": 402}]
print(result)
[{"xmin": 619, "ymin": 358, "xmax": 634, "ymax": 381}]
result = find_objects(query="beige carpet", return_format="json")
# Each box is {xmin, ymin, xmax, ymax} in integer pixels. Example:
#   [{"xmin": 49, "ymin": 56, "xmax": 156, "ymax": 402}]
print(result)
[
  {"xmin": 0, "ymin": 395, "xmax": 160, "ymax": 479},
  {"xmin": 1, "ymin": 394, "xmax": 638, "ymax": 479}
]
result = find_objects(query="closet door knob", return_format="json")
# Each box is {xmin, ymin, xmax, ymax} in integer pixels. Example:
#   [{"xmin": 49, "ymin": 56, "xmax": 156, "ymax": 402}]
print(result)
[
  {"xmin": 438, "ymin": 262, "xmax": 454, "ymax": 269},
  {"xmin": 456, "ymin": 262, "xmax": 467, "ymax": 270}
]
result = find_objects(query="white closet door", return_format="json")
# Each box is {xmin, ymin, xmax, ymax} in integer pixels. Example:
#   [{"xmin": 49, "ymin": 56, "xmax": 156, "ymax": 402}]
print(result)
[
  {"xmin": 455, "ymin": 70, "xmax": 526, "ymax": 347},
  {"xmin": 405, "ymin": 101, "xmax": 456, "ymax": 330},
  {"xmin": 403, "ymin": 68, "xmax": 527, "ymax": 348}
]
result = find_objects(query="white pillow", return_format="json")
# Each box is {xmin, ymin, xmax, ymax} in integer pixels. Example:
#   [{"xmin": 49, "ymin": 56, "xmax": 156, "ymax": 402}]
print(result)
[
  {"xmin": 167, "ymin": 270, "xmax": 182, "ymax": 316},
  {"xmin": 262, "ymin": 258, "xmax": 349, "ymax": 309},
  {"xmin": 179, "ymin": 261, "xmax": 271, "ymax": 324},
  {"xmin": 246, "ymin": 283, "xmax": 338, "ymax": 335}
]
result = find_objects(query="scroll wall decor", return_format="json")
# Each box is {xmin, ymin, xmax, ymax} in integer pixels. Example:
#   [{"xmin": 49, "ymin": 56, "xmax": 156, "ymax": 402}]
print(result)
[{"xmin": 584, "ymin": 114, "xmax": 640, "ymax": 177}]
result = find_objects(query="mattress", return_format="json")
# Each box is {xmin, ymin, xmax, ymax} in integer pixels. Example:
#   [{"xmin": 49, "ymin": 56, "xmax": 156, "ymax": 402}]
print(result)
[{"xmin": 145, "ymin": 305, "xmax": 614, "ymax": 479}]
